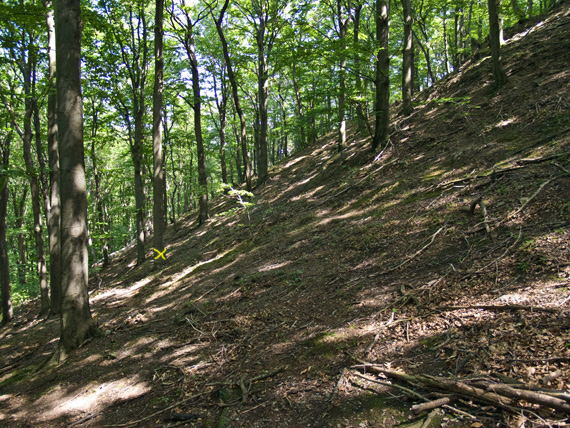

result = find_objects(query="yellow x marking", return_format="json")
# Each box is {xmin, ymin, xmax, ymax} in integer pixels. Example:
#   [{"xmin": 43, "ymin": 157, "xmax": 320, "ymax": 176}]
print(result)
[{"xmin": 153, "ymin": 248, "xmax": 167, "ymax": 260}]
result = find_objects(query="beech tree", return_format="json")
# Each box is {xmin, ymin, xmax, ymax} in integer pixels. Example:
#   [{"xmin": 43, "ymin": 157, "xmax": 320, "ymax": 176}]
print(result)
[
  {"xmin": 211, "ymin": 0, "xmax": 253, "ymax": 191},
  {"xmin": 371, "ymin": 0, "xmax": 390, "ymax": 151},
  {"xmin": 488, "ymin": 0, "xmax": 508, "ymax": 86},
  {"xmin": 170, "ymin": 1, "xmax": 209, "ymax": 224},
  {"xmin": 55, "ymin": 0, "xmax": 98, "ymax": 356},
  {"xmin": 0, "ymin": 133, "xmax": 13, "ymax": 325},
  {"xmin": 45, "ymin": 0, "xmax": 61, "ymax": 314},
  {"xmin": 153, "ymin": 0, "xmax": 165, "ymax": 256}
]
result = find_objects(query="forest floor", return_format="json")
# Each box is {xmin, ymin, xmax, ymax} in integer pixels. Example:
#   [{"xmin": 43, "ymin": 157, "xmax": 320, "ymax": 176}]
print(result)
[{"xmin": 2, "ymin": 3, "xmax": 570, "ymax": 428}]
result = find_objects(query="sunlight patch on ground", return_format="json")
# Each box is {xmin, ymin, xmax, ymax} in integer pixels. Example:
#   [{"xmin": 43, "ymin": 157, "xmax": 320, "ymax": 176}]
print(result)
[
  {"xmin": 283, "ymin": 156, "xmax": 308, "ymax": 168},
  {"xmin": 26, "ymin": 377, "xmax": 149, "ymax": 424},
  {"xmin": 314, "ymin": 209, "xmax": 370, "ymax": 227},
  {"xmin": 259, "ymin": 261, "xmax": 292, "ymax": 272},
  {"xmin": 143, "ymin": 247, "xmax": 236, "ymax": 305},
  {"xmin": 487, "ymin": 116, "xmax": 519, "ymax": 130},
  {"xmin": 91, "ymin": 277, "xmax": 153, "ymax": 308},
  {"xmin": 292, "ymin": 184, "xmax": 325, "ymax": 201}
]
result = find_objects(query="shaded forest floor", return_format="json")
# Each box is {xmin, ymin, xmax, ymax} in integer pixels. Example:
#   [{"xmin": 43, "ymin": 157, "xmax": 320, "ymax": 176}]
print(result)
[{"xmin": 2, "ymin": 3, "xmax": 570, "ymax": 427}]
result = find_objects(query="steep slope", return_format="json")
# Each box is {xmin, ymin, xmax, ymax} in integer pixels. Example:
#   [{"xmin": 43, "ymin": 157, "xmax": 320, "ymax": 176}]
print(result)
[{"xmin": 1, "ymin": 3, "xmax": 570, "ymax": 427}]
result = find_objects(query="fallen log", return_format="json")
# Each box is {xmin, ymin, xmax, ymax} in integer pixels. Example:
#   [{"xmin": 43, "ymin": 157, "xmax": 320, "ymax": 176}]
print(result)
[
  {"xmin": 356, "ymin": 364, "xmax": 570, "ymax": 415},
  {"xmin": 473, "ymin": 381, "xmax": 570, "ymax": 414}
]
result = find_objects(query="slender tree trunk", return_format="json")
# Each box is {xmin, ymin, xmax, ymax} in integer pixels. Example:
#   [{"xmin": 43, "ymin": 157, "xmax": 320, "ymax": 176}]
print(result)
[
  {"xmin": 352, "ymin": 3, "xmax": 367, "ymax": 132},
  {"xmin": 488, "ymin": 0, "xmax": 508, "ymax": 86},
  {"xmin": 152, "ymin": 0, "xmax": 165, "ymax": 260},
  {"xmin": 55, "ymin": 0, "xmax": 97, "ymax": 358},
  {"xmin": 402, "ymin": 0, "xmax": 413, "ymax": 116},
  {"xmin": 291, "ymin": 62, "xmax": 306, "ymax": 150},
  {"xmin": 12, "ymin": 188, "xmax": 27, "ymax": 286},
  {"xmin": 91, "ymin": 135, "xmax": 108, "ymax": 268},
  {"xmin": 233, "ymin": 116, "xmax": 243, "ymax": 184},
  {"xmin": 219, "ymin": 97, "xmax": 228, "ymax": 185},
  {"xmin": 442, "ymin": 5, "xmax": 452, "ymax": 73},
  {"xmin": 0, "ymin": 136, "xmax": 13, "ymax": 325},
  {"xmin": 372, "ymin": 0, "xmax": 390, "ymax": 151},
  {"xmin": 414, "ymin": 28, "xmax": 436, "ymax": 85},
  {"xmin": 337, "ymin": 0, "xmax": 348, "ymax": 152},
  {"xmin": 23, "ymin": 84, "xmax": 49, "ymax": 317},
  {"xmin": 133, "ymin": 109, "xmax": 146, "ymax": 265},
  {"xmin": 184, "ymin": 30, "xmax": 208, "ymax": 225},
  {"xmin": 45, "ymin": 0, "xmax": 61, "ymax": 314},
  {"xmin": 256, "ymin": 21, "xmax": 270, "ymax": 185},
  {"xmin": 213, "ymin": 0, "xmax": 252, "ymax": 191},
  {"xmin": 278, "ymin": 85, "xmax": 288, "ymax": 158}
]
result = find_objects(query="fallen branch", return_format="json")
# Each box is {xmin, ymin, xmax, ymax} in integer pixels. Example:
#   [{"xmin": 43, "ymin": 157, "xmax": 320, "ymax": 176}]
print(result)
[
  {"xmin": 504, "ymin": 173, "xmax": 570, "ymax": 223},
  {"xmin": 103, "ymin": 390, "xmax": 210, "ymax": 427},
  {"xmin": 355, "ymin": 364, "xmax": 570, "ymax": 416},
  {"xmin": 439, "ymin": 304, "xmax": 559, "ymax": 314},
  {"xmin": 472, "ymin": 380, "xmax": 570, "ymax": 414},
  {"xmin": 411, "ymin": 397, "xmax": 454, "ymax": 414},
  {"xmin": 206, "ymin": 366, "xmax": 284, "ymax": 387},
  {"xmin": 470, "ymin": 198, "xmax": 494, "ymax": 240}
]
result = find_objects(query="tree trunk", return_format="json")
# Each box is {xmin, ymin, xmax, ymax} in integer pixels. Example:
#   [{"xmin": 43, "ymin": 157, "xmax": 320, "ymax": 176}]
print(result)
[
  {"xmin": 402, "ymin": 0, "xmax": 413, "ymax": 116},
  {"xmin": 152, "ymin": 0, "xmax": 165, "ymax": 260},
  {"xmin": 488, "ymin": 0, "xmax": 508, "ymax": 86},
  {"xmin": 336, "ymin": 0, "xmax": 348, "ymax": 152},
  {"xmin": 219, "ymin": 95, "xmax": 228, "ymax": 185},
  {"xmin": 372, "ymin": 0, "xmax": 390, "ymax": 151},
  {"xmin": 414, "ymin": 27, "xmax": 436, "ymax": 85},
  {"xmin": 256, "ymin": 21, "xmax": 269, "ymax": 185},
  {"xmin": 45, "ymin": 0, "xmax": 61, "ymax": 315},
  {"xmin": 55, "ymin": 0, "xmax": 97, "ymax": 358},
  {"xmin": 184, "ymin": 28, "xmax": 208, "ymax": 225},
  {"xmin": 291, "ymin": 62, "xmax": 306, "ymax": 150},
  {"xmin": 10, "ymin": 187, "xmax": 27, "ymax": 288},
  {"xmin": 0, "ymin": 136, "xmax": 13, "ymax": 325},
  {"xmin": 133, "ymin": 109, "xmax": 146, "ymax": 265},
  {"xmin": 213, "ymin": 0, "xmax": 252, "ymax": 191},
  {"xmin": 91, "ymin": 134, "xmax": 108, "ymax": 268},
  {"xmin": 352, "ymin": 3, "xmax": 368, "ymax": 133},
  {"xmin": 23, "ymin": 82, "xmax": 49, "ymax": 317}
]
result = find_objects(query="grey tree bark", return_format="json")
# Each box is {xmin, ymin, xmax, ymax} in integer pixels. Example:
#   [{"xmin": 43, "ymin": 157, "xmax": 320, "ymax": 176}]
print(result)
[
  {"xmin": 0, "ymin": 135, "xmax": 13, "ymax": 325},
  {"xmin": 402, "ymin": 0, "xmax": 413, "ymax": 116},
  {"xmin": 55, "ymin": 0, "xmax": 98, "ymax": 358},
  {"xmin": 153, "ymin": 0, "xmax": 166, "ymax": 257},
  {"xmin": 212, "ymin": 0, "xmax": 252, "ymax": 191},
  {"xmin": 488, "ymin": 0, "xmax": 508, "ymax": 86},
  {"xmin": 45, "ymin": 0, "xmax": 61, "ymax": 315},
  {"xmin": 371, "ymin": 0, "xmax": 390, "ymax": 151}
]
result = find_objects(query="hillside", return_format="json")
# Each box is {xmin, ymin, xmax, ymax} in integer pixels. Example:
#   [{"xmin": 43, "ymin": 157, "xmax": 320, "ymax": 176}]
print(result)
[{"xmin": 2, "ymin": 3, "xmax": 570, "ymax": 427}]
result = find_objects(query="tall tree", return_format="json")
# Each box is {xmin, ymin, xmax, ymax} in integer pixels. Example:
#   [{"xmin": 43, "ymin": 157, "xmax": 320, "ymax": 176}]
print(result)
[
  {"xmin": 239, "ymin": 0, "xmax": 283, "ymax": 184},
  {"xmin": 0, "ymin": 133, "xmax": 13, "ymax": 325},
  {"xmin": 371, "ymin": 0, "xmax": 390, "ymax": 151},
  {"xmin": 153, "ymin": 0, "xmax": 166, "ymax": 256},
  {"xmin": 103, "ymin": 0, "xmax": 151, "ymax": 265},
  {"xmin": 211, "ymin": 0, "xmax": 252, "ymax": 191},
  {"xmin": 332, "ymin": 0, "xmax": 351, "ymax": 152},
  {"xmin": 488, "ymin": 0, "xmax": 508, "ymax": 86},
  {"xmin": 45, "ymin": 0, "xmax": 61, "ymax": 315},
  {"xmin": 55, "ymin": 0, "xmax": 98, "ymax": 357},
  {"xmin": 401, "ymin": 0, "xmax": 414, "ymax": 116},
  {"xmin": 170, "ymin": 2, "xmax": 209, "ymax": 225}
]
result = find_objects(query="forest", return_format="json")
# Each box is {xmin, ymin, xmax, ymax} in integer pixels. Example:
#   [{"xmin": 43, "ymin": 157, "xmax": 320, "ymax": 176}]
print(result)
[{"xmin": 1, "ymin": 0, "xmax": 570, "ymax": 426}]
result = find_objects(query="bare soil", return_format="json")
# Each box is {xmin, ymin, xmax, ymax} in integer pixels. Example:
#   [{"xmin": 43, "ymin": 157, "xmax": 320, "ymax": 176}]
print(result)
[{"xmin": 2, "ymin": 3, "xmax": 570, "ymax": 427}]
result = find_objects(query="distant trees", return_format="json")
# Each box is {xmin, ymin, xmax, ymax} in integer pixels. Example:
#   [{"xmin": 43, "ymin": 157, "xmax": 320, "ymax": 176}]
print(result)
[{"xmin": 0, "ymin": 0, "xmax": 553, "ymax": 327}]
